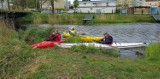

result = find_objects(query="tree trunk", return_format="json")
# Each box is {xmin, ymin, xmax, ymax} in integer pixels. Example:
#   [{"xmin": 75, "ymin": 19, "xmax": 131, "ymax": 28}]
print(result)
[
  {"xmin": 40, "ymin": 0, "xmax": 42, "ymax": 11},
  {"xmin": 51, "ymin": 0, "xmax": 54, "ymax": 14}
]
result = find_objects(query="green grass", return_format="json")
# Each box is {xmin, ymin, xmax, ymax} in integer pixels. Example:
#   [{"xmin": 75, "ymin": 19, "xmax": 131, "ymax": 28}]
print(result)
[
  {"xmin": 145, "ymin": 42, "xmax": 160, "ymax": 61},
  {"xmin": 71, "ymin": 45, "xmax": 120, "ymax": 57},
  {"xmin": 64, "ymin": 36, "xmax": 83, "ymax": 43},
  {"xmin": 18, "ymin": 13, "xmax": 155, "ymax": 24},
  {"xmin": 1, "ymin": 21, "xmax": 160, "ymax": 78},
  {"xmin": 89, "ymin": 14, "xmax": 155, "ymax": 24},
  {"xmin": 18, "ymin": 27, "xmax": 55, "ymax": 44}
]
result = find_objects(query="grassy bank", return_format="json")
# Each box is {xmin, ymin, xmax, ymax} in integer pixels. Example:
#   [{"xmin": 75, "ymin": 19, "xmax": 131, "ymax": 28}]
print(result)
[
  {"xmin": 1, "ymin": 25, "xmax": 160, "ymax": 78},
  {"xmin": 17, "ymin": 13, "xmax": 155, "ymax": 24}
]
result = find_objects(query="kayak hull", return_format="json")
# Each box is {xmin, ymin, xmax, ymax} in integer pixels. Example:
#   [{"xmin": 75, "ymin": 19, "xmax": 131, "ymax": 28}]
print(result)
[
  {"xmin": 57, "ymin": 43, "xmax": 147, "ymax": 49},
  {"xmin": 32, "ymin": 40, "xmax": 65, "ymax": 49}
]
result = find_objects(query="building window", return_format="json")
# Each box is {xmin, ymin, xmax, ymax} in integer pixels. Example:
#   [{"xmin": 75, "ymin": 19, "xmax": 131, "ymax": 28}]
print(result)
[
  {"xmin": 93, "ymin": 3, "xmax": 97, "ymax": 6},
  {"xmin": 106, "ymin": 2, "xmax": 109, "ymax": 6}
]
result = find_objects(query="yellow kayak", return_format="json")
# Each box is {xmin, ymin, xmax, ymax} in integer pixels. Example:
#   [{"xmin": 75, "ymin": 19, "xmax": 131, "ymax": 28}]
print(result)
[
  {"xmin": 62, "ymin": 32, "xmax": 103, "ymax": 42},
  {"xmin": 62, "ymin": 32, "xmax": 71, "ymax": 38},
  {"xmin": 80, "ymin": 35, "xmax": 103, "ymax": 42}
]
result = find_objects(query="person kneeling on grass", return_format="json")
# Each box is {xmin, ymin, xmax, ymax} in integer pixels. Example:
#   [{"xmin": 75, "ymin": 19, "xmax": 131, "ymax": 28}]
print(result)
[
  {"xmin": 97, "ymin": 32, "xmax": 113, "ymax": 45},
  {"xmin": 49, "ymin": 29, "xmax": 61, "ymax": 41}
]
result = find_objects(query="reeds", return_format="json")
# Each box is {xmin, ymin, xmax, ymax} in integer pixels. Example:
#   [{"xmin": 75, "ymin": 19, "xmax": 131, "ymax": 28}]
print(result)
[
  {"xmin": 0, "ymin": 21, "xmax": 16, "ymax": 44},
  {"xmin": 19, "ymin": 13, "xmax": 154, "ymax": 24},
  {"xmin": 90, "ymin": 14, "xmax": 155, "ymax": 23},
  {"xmin": 47, "ymin": 14, "xmax": 84, "ymax": 24}
]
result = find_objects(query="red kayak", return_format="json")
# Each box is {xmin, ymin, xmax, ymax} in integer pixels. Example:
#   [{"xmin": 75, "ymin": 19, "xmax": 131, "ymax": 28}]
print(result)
[{"xmin": 32, "ymin": 40, "xmax": 64, "ymax": 49}]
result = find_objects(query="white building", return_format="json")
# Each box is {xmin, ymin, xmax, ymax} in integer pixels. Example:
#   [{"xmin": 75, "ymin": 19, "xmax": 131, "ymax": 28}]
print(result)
[
  {"xmin": 77, "ymin": 0, "xmax": 117, "ymax": 13},
  {"xmin": 132, "ymin": 0, "xmax": 146, "ymax": 6}
]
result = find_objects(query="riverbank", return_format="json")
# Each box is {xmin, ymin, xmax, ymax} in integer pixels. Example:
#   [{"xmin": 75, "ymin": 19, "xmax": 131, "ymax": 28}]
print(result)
[
  {"xmin": 17, "ymin": 12, "xmax": 155, "ymax": 25},
  {"xmin": 1, "ymin": 23, "xmax": 160, "ymax": 78}
]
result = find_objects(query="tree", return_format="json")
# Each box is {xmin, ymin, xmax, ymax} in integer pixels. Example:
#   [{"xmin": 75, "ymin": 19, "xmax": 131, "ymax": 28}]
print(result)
[
  {"xmin": 73, "ymin": 0, "xmax": 78, "ymax": 8},
  {"xmin": 50, "ymin": 0, "xmax": 57, "ymax": 14}
]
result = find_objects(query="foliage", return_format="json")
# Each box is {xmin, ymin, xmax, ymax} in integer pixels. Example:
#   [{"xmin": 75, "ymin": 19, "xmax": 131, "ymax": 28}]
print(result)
[{"xmin": 73, "ymin": 0, "xmax": 78, "ymax": 8}]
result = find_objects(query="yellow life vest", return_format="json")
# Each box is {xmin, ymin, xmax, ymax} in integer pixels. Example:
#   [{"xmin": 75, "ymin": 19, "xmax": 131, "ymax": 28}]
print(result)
[{"xmin": 69, "ymin": 30, "xmax": 75, "ymax": 35}]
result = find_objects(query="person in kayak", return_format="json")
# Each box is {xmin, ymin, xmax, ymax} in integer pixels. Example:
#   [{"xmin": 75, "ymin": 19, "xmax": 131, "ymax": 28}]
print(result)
[
  {"xmin": 69, "ymin": 27, "xmax": 76, "ymax": 36},
  {"xmin": 97, "ymin": 32, "xmax": 113, "ymax": 45},
  {"xmin": 49, "ymin": 29, "xmax": 61, "ymax": 41}
]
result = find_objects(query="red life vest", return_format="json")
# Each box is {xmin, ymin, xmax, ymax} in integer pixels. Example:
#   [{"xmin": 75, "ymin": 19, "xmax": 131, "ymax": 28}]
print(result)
[
  {"xmin": 49, "ymin": 33, "xmax": 61, "ymax": 41},
  {"xmin": 49, "ymin": 34, "xmax": 53, "ymax": 40},
  {"xmin": 54, "ymin": 33, "xmax": 61, "ymax": 41}
]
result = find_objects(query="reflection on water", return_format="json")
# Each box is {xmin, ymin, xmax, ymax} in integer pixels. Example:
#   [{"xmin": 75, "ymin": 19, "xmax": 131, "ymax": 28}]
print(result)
[{"xmin": 24, "ymin": 23, "xmax": 160, "ymax": 58}]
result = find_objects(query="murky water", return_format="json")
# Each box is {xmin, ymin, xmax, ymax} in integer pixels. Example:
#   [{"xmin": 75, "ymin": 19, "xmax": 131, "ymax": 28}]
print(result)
[{"xmin": 24, "ymin": 23, "xmax": 160, "ymax": 58}]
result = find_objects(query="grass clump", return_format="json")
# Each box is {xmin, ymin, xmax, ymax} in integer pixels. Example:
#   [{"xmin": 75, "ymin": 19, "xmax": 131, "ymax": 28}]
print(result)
[
  {"xmin": 71, "ymin": 45, "xmax": 120, "ymax": 57},
  {"xmin": 19, "ymin": 27, "xmax": 54, "ymax": 44},
  {"xmin": 0, "ymin": 21, "xmax": 36, "ymax": 78},
  {"xmin": 145, "ymin": 42, "xmax": 160, "ymax": 61},
  {"xmin": 64, "ymin": 36, "xmax": 82, "ymax": 43}
]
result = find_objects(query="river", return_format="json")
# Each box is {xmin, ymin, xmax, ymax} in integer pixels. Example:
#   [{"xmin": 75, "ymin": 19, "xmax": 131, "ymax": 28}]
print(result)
[{"xmin": 23, "ymin": 23, "xmax": 160, "ymax": 58}]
